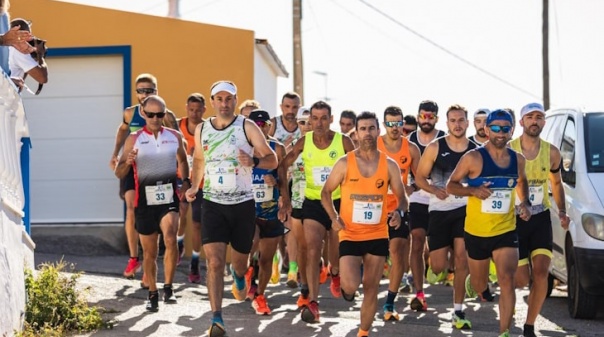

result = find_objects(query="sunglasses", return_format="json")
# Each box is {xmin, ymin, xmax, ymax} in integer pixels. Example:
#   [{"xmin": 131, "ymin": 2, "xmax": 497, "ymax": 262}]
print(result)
[
  {"xmin": 136, "ymin": 88, "xmax": 157, "ymax": 94},
  {"xmin": 418, "ymin": 113, "xmax": 436, "ymax": 120},
  {"xmin": 385, "ymin": 121, "xmax": 404, "ymax": 127},
  {"xmin": 402, "ymin": 128, "xmax": 415, "ymax": 134},
  {"xmin": 488, "ymin": 125, "xmax": 512, "ymax": 133},
  {"xmin": 144, "ymin": 110, "xmax": 166, "ymax": 119},
  {"xmin": 298, "ymin": 120, "xmax": 309, "ymax": 126}
]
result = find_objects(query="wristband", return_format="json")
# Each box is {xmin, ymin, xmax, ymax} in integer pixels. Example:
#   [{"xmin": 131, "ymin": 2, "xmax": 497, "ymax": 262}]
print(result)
[{"xmin": 253, "ymin": 157, "xmax": 260, "ymax": 167}]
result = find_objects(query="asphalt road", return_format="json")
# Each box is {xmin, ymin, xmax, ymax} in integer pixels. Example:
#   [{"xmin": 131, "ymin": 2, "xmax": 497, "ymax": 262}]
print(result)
[{"xmin": 34, "ymin": 253, "xmax": 604, "ymax": 337}]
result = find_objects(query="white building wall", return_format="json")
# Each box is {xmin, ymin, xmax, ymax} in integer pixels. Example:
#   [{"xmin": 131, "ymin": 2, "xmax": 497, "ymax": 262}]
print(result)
[{"xmin": 254, "ymin": 47, "xmax": 279, "ymax": 117}]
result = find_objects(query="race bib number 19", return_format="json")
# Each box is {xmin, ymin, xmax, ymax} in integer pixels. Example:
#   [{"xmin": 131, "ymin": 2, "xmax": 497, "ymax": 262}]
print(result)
[{"xmin": 352, "ymin": 201, "xmax": 383, "ymax": 225}]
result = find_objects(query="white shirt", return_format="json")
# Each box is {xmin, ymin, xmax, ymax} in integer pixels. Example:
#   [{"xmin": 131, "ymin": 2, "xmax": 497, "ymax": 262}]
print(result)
[{"xmin": 8, "ymin": 46, "xmax": 38, "ymax": 80}]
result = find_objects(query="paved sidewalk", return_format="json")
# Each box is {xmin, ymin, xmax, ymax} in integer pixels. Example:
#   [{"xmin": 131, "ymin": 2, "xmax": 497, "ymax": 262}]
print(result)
[{"xmin": 34, "ymin": 253, "xmax": 603, "ymax": 337}]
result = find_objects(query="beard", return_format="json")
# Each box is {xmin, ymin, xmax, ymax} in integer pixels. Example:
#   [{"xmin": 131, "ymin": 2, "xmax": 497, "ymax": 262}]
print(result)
[
  {"xmin": 526, "ymin": 125, "xmax": 542, "ymax": 137},
  {"xmin": 420, "ymin": 123, "xmax": 435, "ymax": 133},
  {"xmin": 477, "ymin": 129, "xmax": 487, "ymax": 137}
]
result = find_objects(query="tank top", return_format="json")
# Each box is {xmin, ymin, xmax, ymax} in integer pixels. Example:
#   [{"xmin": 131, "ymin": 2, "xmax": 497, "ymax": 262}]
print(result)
[
  {"xmin": 303, "ymin": 131, "xmax": 345, "ymax": 200},
  {"xmin": 408, "ymin": 129, "xmax": 446, "ymax": 204},
  {"xmin": 128, "ymin": 105, "xmax": 146, "ymax": 132},
  {"xmin": 177, "ymin": 117, "xmax": 204, "ymax": 187},
  {"xmin": 469, "ymin": 135, "xmax": 485, "ymax": 147},
  {"xmin": 429, "ymin": 137, "xmax": 477, "ymax": 212},
  {"xmin": 465, "ymin": 147, "xmax": 519, "ymax": 237},
  {"xmin": 377, "ymin": 136, "xmax": 411, "ymax": 213},
  {"xmin": 340, "ymin": 152, "xmax": 390, "ymax": 242},
  {"xmin": 509, "ymin": 138, "xmax": 551, "ymax": 214},
  {"xmin": 132, "ymin": 127, "xmax": 180, "ymax": 208},
  {"xmin": 252, "ymin": 140, "xmax": 280, "ymax": 220},
  {"xmin": 201, "ymin": 115, "xmax": 254, "ymax": 205},
  {"xmin": 273, "ymin": 116, "xmax": 301, "ymax": 145},
  {"xmin": 291, "ymin": 152, "xmax": 306, "ymax": 209}
]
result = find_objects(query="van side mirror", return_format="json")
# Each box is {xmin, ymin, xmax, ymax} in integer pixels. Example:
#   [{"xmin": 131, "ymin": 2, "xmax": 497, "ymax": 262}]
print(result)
[{"xmin": 561, "ymin": 168, "xmax": 576, "ymax": 186}]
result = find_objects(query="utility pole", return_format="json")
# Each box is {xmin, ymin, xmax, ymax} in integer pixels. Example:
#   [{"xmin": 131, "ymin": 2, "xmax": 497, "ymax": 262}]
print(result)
[
  {"xmin": 543, "ymin": 0, "xmax": 550, "ymax": 110},
  {"xmin": 293, "ymin": 0, "xmax": 304, "ymax": 102},
  {"xmin": 168, "ymin": 0, "xmax": 180, "ymax": 18}
]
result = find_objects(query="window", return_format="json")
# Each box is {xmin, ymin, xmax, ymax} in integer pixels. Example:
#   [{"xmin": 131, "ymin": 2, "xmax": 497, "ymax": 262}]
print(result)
[
  {"xmin": 585, "ymin": 112, "xmax": 604, "ymax": 173},
  {"xmin": 560, "ymin": 118, "xmax": 576, "ymax": 173}
]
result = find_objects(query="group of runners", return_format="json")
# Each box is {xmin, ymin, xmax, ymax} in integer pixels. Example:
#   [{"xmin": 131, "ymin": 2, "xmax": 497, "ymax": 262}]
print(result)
[{"xmin": 110, "ymin": 74, "xmax": 570, "ymax": 337}]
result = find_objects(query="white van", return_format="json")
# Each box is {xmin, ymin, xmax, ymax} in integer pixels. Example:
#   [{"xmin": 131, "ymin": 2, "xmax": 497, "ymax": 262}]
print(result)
[{"xmin": 542, "ymin": 108, "xmax": 604, "ymax": 319}]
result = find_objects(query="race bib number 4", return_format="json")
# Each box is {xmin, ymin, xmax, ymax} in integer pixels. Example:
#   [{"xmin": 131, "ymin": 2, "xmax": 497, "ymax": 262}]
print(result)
[
  {"xmin": 207, "ymin": 166, "xmax": 236, "ymax": 190},
  {"xmin": 481, "ymin": 190, "xmax": 512, "ymax": 214},
  {"xmin": 312, "ymin": 167, "xmax": 332, "ymax": 187},
  {"xmin": 145, "ymin": 183, "xmax": 174, "ymax": 206},
  {"xmin": 352, "ymin": 201, "xmax": 383, "ymax": 225},
  {"xmin": 253, "ymin": 184, "xmax": 274, "ymax": 202}
]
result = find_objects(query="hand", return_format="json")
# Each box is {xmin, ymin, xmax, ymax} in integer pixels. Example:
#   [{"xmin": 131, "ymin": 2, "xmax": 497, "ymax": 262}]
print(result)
[
  {"xmin": 185, "ymin": 187, "xmax": 199, "ymax": 202},
  {"xmin": 125, "ymin": 149, "xmax": 138, "ymax": 165},
  {"xmin": 388, "ymin": 211, "xmax": 402, "ymax": 230},
  {"xmin": 10, "ymin": 77, "xmax": 24, "ymax": 91},
  {"xmin": 433, "ymin": 187, "xmax": 449, "ymax": 200},
  {"xmin": 237, "ymin": 149, "xmax": 254, "ymax": 167},
  {"xmin": 283, "ymin": 135, "xmax": 294, "ymax": 149},
  {"xmin": 518, "ymin": 203, "xmax": 532, "ymax": 221},
  {"xmin": 559, "ymin": 211, "xmax": 570, "ymax": 230},
  {"xmin": 263, "ymin": 174, "xmax": 277, "ymax": 187},
  {"xmin": 471, "ymin": 181, "xmax": 492, "ymax": 200},
  {"xmin": 109, "ymin": 155, "xmax": 119, "ymax": 170},
  {"xmin": 278, "ymin": 203, "xmax": 291, "ymax": 222},
  {"xmin": 2, "ymin": 26, "xmax": 33, "ymax": 47},
  {"xmin": 179, "ymin": 181, "xmax": 191, "ymax": 201},
  {"xmin": 331, "ymin": 216, "xmax": 345, "ymax": 231},
  {"xmin": 404, "ymin": 184, "xmax": 415, "ymax": 196}
]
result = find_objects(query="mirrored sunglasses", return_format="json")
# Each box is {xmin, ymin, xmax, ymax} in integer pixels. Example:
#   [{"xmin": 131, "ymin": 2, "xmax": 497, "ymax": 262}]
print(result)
[
  {"xmin": 488, "ymin": 125, "xmax": 512, "ymax": 133},
  {"xmin": 385, "ymin": 121, "xmax": 404, "ymax": 127},
  {"xmin": 136, "ymin": 87, "xmax": 157, "ymax": 94},
  {"xmin": 418, "ymin": 113, "xmax": 436, "ymax": 120}
]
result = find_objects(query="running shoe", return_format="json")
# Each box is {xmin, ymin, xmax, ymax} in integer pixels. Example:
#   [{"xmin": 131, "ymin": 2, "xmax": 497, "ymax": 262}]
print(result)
[
  {"xmin": 465, "ymin": 274, "xmax": 477, "ymax": 299},
  {"xmin": 489, "ymin": 259, "xmax": 498, "ymax": 283},
  {"xmin": 330, "ymin": 272, "xmax": 341, "ymax": 298},
  {"xmin": 123, "ymin": 257, "xmax": 141, "ymax": 279},
  {"xmin": 245, "ymin": 266, "xmax": 256, "ymax": 301},
  {"xmin": 426, "ymin": 266, "xmax": 446, "ymax": 285},
  {"xmin": 163, "ymin": 285, "xmax": 177, "ymax": 303},
  {"xmin": 477, "ymin": 288, "xmax": 495, "ymax": 302},
  {"xmin": 319, "ymin": 259, "xmax": 328, "ymax": 284},
  {"xmin": 444, "ymin": 272, "xmax": 455, "ymax": 287},
  {"xmin": 146, "ymin": 291, "xmax": 159, "ymax": 312},
  {"xmin": 188, "ymin": 266, "xmax": 202, "ymax": 284},
  {"xmin": 382, "ymin": 303, "xmax": 400, "ymax": 321},
  {"xmin": 301, "ymin": 301, "xmax": 320, "ymax": 323},
  {"xmin": 286, "ymin": 271, "xmax": 298, "ymax": 288},
  {"xmin": 523, "ymin": 325, "xmax": 537, "ymax": 337},
  {"xmin": 251, "ymin": 294, "xmax": 272, "ymax": 315},
  {"xmin": 230, "ymin": 265, "xmax": 248, "ymax": 301},
  {"xmin": 297, "ymin": 294, "xmax": 310, "ymax": 309},
  {"xmin": 208, "ymin": 317, "xmax": 226, "ymax": 337},
  {"xmin": 452, "ymin": 311, "xmax": 472, "ymax": 330},
  {"xmin": 410, "ymin": 296, "xmax": 428, "ymax": 311},
  {"xmin": 140, "ymin": 272, "xmax": 149, "ymax": 289},
  {"xmin": 498, "ymin": 329, "xmax": 510, "ymax": 337},
  {"xmin": 270, "ymin": 254, "xmax": 280, "ymax": 284},
  {"xmin": 399, "ymin": 274, "xmax": 412, "ymax": 293}
]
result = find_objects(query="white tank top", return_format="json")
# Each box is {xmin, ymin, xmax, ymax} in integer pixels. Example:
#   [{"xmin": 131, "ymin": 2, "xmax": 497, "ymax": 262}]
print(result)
[
  {"xmin": 273, "ymin": 116, "xmax": 301, "ymax": 145},
  {"xmin": 201, "ymin": 115, "xmax": 254, "ymax": 205}
]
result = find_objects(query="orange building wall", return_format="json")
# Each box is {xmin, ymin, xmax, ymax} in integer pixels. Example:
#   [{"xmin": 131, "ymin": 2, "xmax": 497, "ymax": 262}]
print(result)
[{"xmin": 11, "ymin": 0, "xmax": 255, "ymax": 117}]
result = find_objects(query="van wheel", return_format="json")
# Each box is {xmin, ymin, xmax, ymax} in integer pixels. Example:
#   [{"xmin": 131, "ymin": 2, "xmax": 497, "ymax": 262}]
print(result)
[
  {"xmin": 546, "ymin": 273, "xmax": 554, "ymax": 298},
  {"xmin": 567, "ymin": 247, "xmax": 597, "ymax": 319}
]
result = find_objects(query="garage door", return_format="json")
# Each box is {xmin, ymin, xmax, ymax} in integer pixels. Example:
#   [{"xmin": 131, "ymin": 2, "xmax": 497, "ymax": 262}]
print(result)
[{"xmin": 22, "ymin": 55, "xmax": 124, "ymax": 224}]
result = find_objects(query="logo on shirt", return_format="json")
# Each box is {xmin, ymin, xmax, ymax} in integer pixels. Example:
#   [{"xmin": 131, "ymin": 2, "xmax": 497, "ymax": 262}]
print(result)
[
  {"xmin": 376, "ymin": 179, "xmax": 385, "ymax": 189},
  {"xmin": 329, "ymin": 150, "xmax": 337, "ymax": 159},
  {"xmin": 507, "ymin": 178, "xmax": 515, "ymax": 188},
  {"xmin": 441, "ymin": 152, "xmax": 450, "ymax": 157},
  {"xmin": 399, "ymin": 156, "xmax": 408, "ymax": 164}
]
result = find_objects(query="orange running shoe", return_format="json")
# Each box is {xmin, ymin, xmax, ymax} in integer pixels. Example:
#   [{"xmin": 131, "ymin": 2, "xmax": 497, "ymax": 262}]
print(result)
[{"xmin": 252, "ymin": 294, "xmax": 272, "ymax": 315}]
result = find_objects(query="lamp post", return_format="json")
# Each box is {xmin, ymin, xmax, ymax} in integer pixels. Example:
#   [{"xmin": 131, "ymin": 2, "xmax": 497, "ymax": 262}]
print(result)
[{"xmin": 313, "ymin": 70, "xmax": 329, "ymax": 102}]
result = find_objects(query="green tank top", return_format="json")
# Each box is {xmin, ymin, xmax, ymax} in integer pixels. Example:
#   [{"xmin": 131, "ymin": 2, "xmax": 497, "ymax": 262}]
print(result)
[
  {"xmin": 302, "ymin": 131, "xmax": 345, "ymax": 200},
  {"xmin": 510, "ymin": 138, "xmax": 551, "ymax": 212}
]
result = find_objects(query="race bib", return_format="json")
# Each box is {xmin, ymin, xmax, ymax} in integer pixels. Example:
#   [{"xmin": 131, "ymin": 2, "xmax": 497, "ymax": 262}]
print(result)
[
  {"xmin": 253, "ymin": 184, "xmax": 273, "ymax": 202},
  {"xmin": 481, "ymin": 190, "xmax": 512, "ymax": 214},
  {"xmin": 207, "ymin": 166, "xmax": 236, "ymax": 190},
  {"xmin": 352, "ymin": 201, "xmax": 383, "ymax": 225},
  {"xmin": 431, "ymin": 194, "xmax": 467, "ymax": 205},
  {"xmin": 528, "ymin": 186, "xmax": 544, "ymax": 206},
  {"xmin": 145, "ymin": 183, "xmax": 174, "ymax": 206},
  {"xmin": 312, "ymin": 166, "xmax": 332, "ymax": 187}
]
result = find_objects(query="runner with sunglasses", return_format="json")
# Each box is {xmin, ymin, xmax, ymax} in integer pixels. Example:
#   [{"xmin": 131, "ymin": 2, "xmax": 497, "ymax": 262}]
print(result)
[
  {"xmin": 402, "ymin": 115, "xmax": 418, "ymax": 138},
  {"xmin": 447, "ymin": 109, "xmax": 532, "ymax": 337},
  {"xmin": 115, "ymin": 95, "xmax": 189, "ymax": 312},
  {"xmin": 377, "ymin": 106, "xmax": 420, "ymax": 321},
  {"xmin": 407, "ymin": 100, "xmax": 445, "ymax": 311},
  {"xmin": 109, "ymin": 73, "xmax": 178, "ymax": 281}
]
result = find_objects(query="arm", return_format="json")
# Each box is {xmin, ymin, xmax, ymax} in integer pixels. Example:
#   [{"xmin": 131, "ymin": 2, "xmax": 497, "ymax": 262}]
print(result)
[
  {"xmin": 387, "ymin": 158, "xmax": 408, "ymax": 230},
  {"xmin": 244, "ymin": 119, "xmax": 278, "ymax": 170},
  {"xmin": 446, "ymin": 151, "xmax": 490, "ymax": 199},
  {"xmin": 549, "ymin": 145, "xmax": 570, "ymax": 229},
  {"xmin": 268, "ymin": 117, "xmax": 277, "ymax": 137},
  {"xmin": 342, "ymin": 133, "xmax": 356, "ymax": 153},
  {"xmin": 320, "ymin": 156, "xmax": 348, "ymax": 231},
  {"xmin": 114, "ymin": 134, "xmax": 136, "ymax": 179},
  {"xmin": 415, "ymin": 142, "xmax": 448, "ymax": 199},
  {"xmin": 185, "ymin": 123, "xmax": 206, "ymax": 200},
  {"xmin": 109, "ymin": 108, "xmax": 134, "ymax": 170},
  {"xmin": 176, "ymin": 134, "xmax": 190, "ymax": 193},
  {"xmin": 277, "ymin": 136, "xmax": 305, "ymax": 220},
  {"xmin": 263, "ymin": 142, "xmax": 286, "ymax": 188},
  {"xmin": 515, "ymin": 153, "xmax": 532, "ymax": 221},
  {"xmin": 0, "ymin": 26, "xmax": 33, "ymax": 47},
  {"xmin": 406, "ymin": 142, "xmax": 422, "ymax": 195},
  {"xmin": 163, "ymin": 110, "xmax": 179, "ymax": 130}
]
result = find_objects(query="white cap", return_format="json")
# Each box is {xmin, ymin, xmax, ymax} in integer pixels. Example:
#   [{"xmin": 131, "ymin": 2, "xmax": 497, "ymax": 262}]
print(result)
[
  {"xmin": 210, "ymin": 81, "xmax": 237, "ymax": 96},
  {"xmin": 520, "ymin": 102, "xmax": 545, "ymax": 118},
  {"xmin": 473, "ymin": 108, "xmax": 490, "ymax": 118},
  {"xmin": 297, "ymin": 106, "xmax": 310, "ymax": 120}
]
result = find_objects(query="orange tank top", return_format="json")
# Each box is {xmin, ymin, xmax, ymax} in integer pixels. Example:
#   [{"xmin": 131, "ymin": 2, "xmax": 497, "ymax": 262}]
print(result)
[
  {"xmin": 178, "ymin": 118, "xmax": 203, "ymax": 188},
  {"xmin": 339, "ymin": 151, "xmax": 390, "ymax": 242},
  {"xmin": 377, "ymin": 136, "xmax": 411, "ymax": 213}
]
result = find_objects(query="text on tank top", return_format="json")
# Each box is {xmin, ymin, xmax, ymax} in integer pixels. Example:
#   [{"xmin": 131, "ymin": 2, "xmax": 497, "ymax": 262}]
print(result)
[
  {"xmin": 252, "ymin": 140, "xmax": 280, "ymax": 220},
  {"xmin": 128, "ymin": 105, "xmax": 146, "ymax": 132},
  {"xmin": 509, "ymin": 138, "xmax": 551, "ymax": 213}
]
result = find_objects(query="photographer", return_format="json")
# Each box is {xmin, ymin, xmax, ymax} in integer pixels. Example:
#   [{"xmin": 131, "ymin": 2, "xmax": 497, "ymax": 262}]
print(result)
[{"xmin": 8, "ymin": 18, "xmax": 47, "ymax": 86}]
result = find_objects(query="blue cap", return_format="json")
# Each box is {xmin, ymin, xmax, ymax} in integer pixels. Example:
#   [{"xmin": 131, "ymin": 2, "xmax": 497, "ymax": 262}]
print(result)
[{"xmin": 486, "ymin": 109, "xmax": 513, "ymax": 126}]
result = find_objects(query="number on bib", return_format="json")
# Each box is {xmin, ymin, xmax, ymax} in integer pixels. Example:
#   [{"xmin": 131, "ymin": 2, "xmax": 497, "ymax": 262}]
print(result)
[
  {"xmin": 352, "ymin": 201, "xmax": 383, "ymax": 225},
  {"xmin": 145, "ymin": 183, "xmax": 174, "ymax": 206},
  {"xmin": 312, "ymin": 167, "xmax": 332, "ymax": 187},
  {"xmin": 481, "ymin": 190, "xmax": 512, "ymax": 214},
  {"xmin": 208, "ymin": 166, "xmax": 236, "ymax": 190},
  {"xmin": 253, "ymin": 184, "xmax": 273, "ymax": 202}
]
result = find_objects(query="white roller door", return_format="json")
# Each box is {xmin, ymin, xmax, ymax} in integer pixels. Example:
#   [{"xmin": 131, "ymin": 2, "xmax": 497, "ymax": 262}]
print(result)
[{"xmin": 22, "ymin": 56, "xmax": 124, "ymax": 224}]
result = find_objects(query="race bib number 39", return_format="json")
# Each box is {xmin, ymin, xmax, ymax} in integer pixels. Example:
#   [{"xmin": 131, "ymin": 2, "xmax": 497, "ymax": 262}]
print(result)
[
  {"xmin": 481, "ymin": 190, "xmax": 512, "ymax": 214},
  {"xmin": 312, "ymin": 167, "xmax": 332, "ymax": 187},
  {"xmin": 208, "ymin": 166, "xmax": 236, "ymax": 190},
  {"xmin": 145, "ymin": 183, "xmax": 174, "ymax": 206},
  {"xmin": 352, "ymin": 201, "xmax": 383, "ymax": 225},
  {"xmin": 253, "ymin": 184, "xmax": 273, "ymax": 202}
]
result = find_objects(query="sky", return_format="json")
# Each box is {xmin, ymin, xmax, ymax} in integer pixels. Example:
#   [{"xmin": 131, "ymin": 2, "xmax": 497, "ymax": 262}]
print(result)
[{"xmin": 61, "ymin": 0, "xmax": 604, "ymax": 134}]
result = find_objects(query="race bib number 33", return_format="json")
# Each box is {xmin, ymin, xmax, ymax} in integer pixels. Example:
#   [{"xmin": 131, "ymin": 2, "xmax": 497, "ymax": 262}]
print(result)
[{"xmin": 145, "ymin": 183, "xmax": 174, "ymax": 206}]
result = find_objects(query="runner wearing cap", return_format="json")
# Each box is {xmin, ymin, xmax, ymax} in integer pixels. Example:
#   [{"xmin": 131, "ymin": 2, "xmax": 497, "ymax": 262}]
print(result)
[
  {"xmin": 469, "ymin": 108, "xmax": 490, "ymax": 146},
  {"xmin": 185, "ymin": 80, "xmax": 278, "ymax": 337},
  {"xmin": 447, "ymin": 109, "xmax": 532, "ymax": 337},
  {"xmin": 510, "ymin": 103, "xmax": 570, "ymax": 337}
]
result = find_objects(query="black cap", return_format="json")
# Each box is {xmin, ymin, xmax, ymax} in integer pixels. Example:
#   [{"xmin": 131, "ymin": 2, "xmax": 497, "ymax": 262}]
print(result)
[{"xmin": 249, "ymin": 109, "xmax": 271, "ymax": 122}]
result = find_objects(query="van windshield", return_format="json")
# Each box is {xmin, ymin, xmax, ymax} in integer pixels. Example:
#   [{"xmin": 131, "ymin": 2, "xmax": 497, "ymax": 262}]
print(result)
[{"xmin": 585, "ymin": 112, "xmax": 604, "ymax": 173}]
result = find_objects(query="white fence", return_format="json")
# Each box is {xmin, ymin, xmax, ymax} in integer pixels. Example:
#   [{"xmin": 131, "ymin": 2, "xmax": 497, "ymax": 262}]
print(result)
[{"xmin": 0, "ymin": 71, "xmax": 35, "ymax": 336}]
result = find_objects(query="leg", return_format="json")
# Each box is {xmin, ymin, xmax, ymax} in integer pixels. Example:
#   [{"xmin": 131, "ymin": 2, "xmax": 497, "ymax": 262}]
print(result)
[
  {"xmin": 304, "ymin": 219, "xmax": 327, "ymax": 302},
  {"xmin": 360, "ymin": 254, "xmax": 386, "ymax": 332},
  {"xmin": 204, "ymin": 242, "xmax": 227, "ymax": 312},
  {"xmin": 339, "ymin": 255, "xmax": 363, "ymax": 298},
  {"xmin": 410, "ymin": 227, "xmax": 427, "ymax": 292},
  {"xmin": 160, "ymin": 211, "xmax": 179, "ymax": 285},
  {"xmin": 492, "ymin": 247, "xmax": 519, "ymax": 334},
  {"xmin": 123, "ymin": 190, "xmax": 140, "ymax": 277},
  {"xmin": 467, "ymin": 256, "xmax": 490, "ymax": 298},
  {"xmin": 292, "ymin": 217, "xmax": 307, "ymax": 285},
  {"xmin": 428, "ymin": 246, "xmax": 449, "ymax": 275},
  {"xmin": 452, "ymin": 237, "xmax": 469, "ymax": 305},
  {"xmin": 387, "ymin": 237, "xmax": 406, "ymax": 293},
  {"xmin": 525, "ymin": 254, "xmax": 551, "ymax": 325},
  {"xmin": 256, "ymin": 237, "xmax": 281, "ymax": 295},
  {"xmin": 139, "ymin": 232, "xmax": 159, "ymax": 291}
]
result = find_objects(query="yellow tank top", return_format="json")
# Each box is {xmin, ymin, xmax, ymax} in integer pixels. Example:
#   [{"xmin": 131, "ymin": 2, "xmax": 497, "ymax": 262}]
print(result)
[
  {"xmin": 509, "ymin": 138, "xmax": 551, "ymax": 211},
  {"xmin": 303, "ymin": 131, "xmax": 345, "ymax": 200}
]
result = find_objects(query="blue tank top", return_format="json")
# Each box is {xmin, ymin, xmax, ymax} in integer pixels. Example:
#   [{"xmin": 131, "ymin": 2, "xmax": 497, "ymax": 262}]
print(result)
[
  {"xmin": 252, "ymin": 140, "xmax": 280, "ymax": 220},
  {"xmin": 128, "ymin": 105, "xmax": 146, "ymax": 132},
  {"xmin": 467, "ymin": 147, "xmax": 518, "ymax": 189}
]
